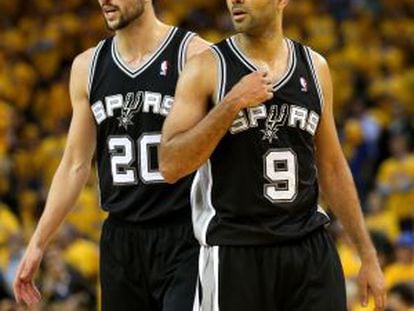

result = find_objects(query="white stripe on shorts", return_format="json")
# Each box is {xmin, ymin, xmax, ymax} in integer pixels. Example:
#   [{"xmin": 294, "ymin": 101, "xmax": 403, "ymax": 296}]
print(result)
[{"xmin": 193, "ymin": 246, "xmax": 220, "ymax": 311}]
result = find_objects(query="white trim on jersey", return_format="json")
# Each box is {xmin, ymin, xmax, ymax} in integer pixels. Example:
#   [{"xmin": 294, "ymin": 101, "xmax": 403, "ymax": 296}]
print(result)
[
  {"xmin": 191, "ymin": 160, "xmax": 216, "ymax": 246},
  {"xmin": 209, "ymin": 46, "xmax": 227, "ymax": 104},
  {"xmin": 226, "ymin": 37, "xmax": 297, "ymax": 92},
  {"xmin": 317, "ymin": 205, "xmax": 331, "ymax": 224},
  {"xmin": 95, "ymin": 162, "xmax": 104, "ymax": 211},
  {"xmin": 87, "ymin": 40, "xmax": 106, "ymax": 99},
  {"xmin": 304, "ymin": 46, "xmax": 324, "ymax": 111},
  {"xmin": 111, "ymin": 27, "xmax": 178, "ymax": 79},
  {"xmin": 178, "ymin": 32, "xmax": 196, "ymax": 74}
]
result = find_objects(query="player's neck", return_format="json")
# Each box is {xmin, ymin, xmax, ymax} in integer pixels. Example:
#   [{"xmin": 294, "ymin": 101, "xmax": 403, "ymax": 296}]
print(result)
[
  {"xmin": 236, "ymin": 26, "xmax": 286, "ymax": 68},
  {"xmin": 236, "ymin": 15, "xmax": 286, "ymax": 65},
  {"xmin": 115, "ymin": 9, "xmax": 169, "ymax": 61}
]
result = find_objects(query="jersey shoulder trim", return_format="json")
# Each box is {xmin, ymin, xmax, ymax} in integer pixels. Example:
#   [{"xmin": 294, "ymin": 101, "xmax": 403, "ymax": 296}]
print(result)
[
  {"xmin": 303, "ymin": 46, "xmax": 324, "ymax": 110},
  {"xmin": 178, "ymin": 31, "xmax": 196, "ymax": 74},
  {"xmin": 210, "ymin": 45, "xmax": 227, "ymax": 104},
  {"xmin": 87, "ymin": 39, "xmax": 106, "ymax": 99}
]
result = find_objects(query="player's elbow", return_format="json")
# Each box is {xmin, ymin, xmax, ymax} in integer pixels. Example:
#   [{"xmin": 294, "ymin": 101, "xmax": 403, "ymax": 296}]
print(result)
[
  {"xmin": 159, "ymin": 149, "xmax": 180, "ymax": 184},
  {"xmin": 68, "ymin": 160, "xmax": 92, "ymax": 181},
  {"xmin": 61, "ymin": 150, "xmax": 92, "ymax": 181},
  {"xmin": 159, "ymin": 162, "xmax": 180, "ymax": 184}
]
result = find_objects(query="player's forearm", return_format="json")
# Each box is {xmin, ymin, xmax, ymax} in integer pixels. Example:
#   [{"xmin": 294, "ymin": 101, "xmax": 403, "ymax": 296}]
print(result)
[
  {"xmin": 160, "ymin": 97, "xmax": 240, "ymax": 183},
  {"xmin": 30, "ymin": 158, "xmax": 91, "ymax": 250},
  {"xmin": 320, "ymin": 158, "xmax": 377, "ymax": 262}
]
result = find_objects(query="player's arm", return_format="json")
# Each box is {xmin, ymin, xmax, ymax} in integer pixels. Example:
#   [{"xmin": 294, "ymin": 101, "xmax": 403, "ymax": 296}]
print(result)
[
  {"xmin": 13, "ymin": 49, "xmax": 97, "ymax": 306},
  {"xmin": 160, "ymin": 50, "xmax": 272, "ymax": 183},
  {"xmin": 312, "ymin": 51, "xmax": 386, "ymax": 310}
]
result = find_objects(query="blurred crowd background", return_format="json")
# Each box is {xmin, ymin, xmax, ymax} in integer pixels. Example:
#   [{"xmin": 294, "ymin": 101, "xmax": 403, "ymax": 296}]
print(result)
[{"xmin": 0, "ymin": 0, "xmax": 413, "ymax": 310}]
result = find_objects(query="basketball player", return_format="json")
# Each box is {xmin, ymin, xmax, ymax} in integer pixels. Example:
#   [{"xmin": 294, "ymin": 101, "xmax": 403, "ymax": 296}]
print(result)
[
  {"xmin": 13, "ymin": 0, "xmax": 209, "ymax": 310},
  {"xmin": 160, "ymin": 0, "xmax": 386, "ymax": 310}
]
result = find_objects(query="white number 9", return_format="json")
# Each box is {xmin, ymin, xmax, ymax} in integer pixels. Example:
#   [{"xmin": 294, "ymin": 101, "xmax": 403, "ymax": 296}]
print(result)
[{"xmin": 264, "ymin": 149, "xmax": 298, "ymax": 203}]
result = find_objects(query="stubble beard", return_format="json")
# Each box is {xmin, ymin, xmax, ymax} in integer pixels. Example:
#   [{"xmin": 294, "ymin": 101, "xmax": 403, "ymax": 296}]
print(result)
[{"xmin": 104, "ymin": 6, "xmax": 143, "ymax": 31}]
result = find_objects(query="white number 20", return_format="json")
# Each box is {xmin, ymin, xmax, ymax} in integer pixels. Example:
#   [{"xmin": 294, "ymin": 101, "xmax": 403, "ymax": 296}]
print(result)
[
  {"xmin": 264, "ymin": 149, "xmax": 298, "ymax": 203},
  {"xmin": 108, "ymin": 133, "xmax": 163, "ymax": 185}
]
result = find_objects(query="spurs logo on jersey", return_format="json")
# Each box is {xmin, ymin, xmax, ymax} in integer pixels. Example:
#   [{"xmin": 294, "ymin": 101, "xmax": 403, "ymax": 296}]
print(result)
[
  {"xmin": 91, "ymin": 91, "xmax": 175, "ymax": 125},
  {"xmin": 117, "ymin": 91, "xmax": 144, "ymax": 129},
  {"xmin": 261, "ymin": 104, "xmax": 288, "ymax": 143},
  {"xmin": 230, "ymin": 103, "xmax": 320, "ymax": 139}
]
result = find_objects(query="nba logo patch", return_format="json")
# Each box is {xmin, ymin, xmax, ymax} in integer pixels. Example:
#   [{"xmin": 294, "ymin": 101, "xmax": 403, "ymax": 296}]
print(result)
[
  {"xmin": 160, "ymin": 60, "xmax": 168, "ymax": 76},
  {"xmin": 300, "ymin": 77, "xmax": 308, "ymax": 92}
]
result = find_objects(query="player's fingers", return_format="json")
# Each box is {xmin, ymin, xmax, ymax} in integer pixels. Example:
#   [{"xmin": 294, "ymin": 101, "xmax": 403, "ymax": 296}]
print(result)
[
  {"xmin": 263, "ymin": 77, "xmax": 272, "ymax": 84},
  {"xmin": 359, "ymin": 279, "xmax": 368, "ymax": 307},
  {"xmin": 25, "ymin": 281, "xmax": 41, "ymax": 304},
  {"xmin": 266, "ymin": 91, "xmax": 274, "ymax": 100},
  {"xmin": 373, "ymin": 287, "xmax": 386, "ymax": 311},
  {"xmin": 33, "ymin": 281, "xmax": 41, "ymax": 300},
  {"xmin": 31, "ymin": 282, "xmax": 41, "ymax": 302},
  {"xmin": 22, "ymin": 283, "xmax": 35, "ymax": 306},
  {"xmin": 265, "ymin": 82, "xmax": 272, "ymax": 91},
  {"xmin": 12, "ymin": 279, "xmax": 22, "ymax": 303},
  {"xmin": 26, "ymin": 282, "xmax": 41, "ymax": 306},
  {"xmin": 259, "ymin": 69, "xmax": 269, "ymax": 77},
  {"xmin": 19, "ymin": 283, "xmax": 33, "ymax": 306}
]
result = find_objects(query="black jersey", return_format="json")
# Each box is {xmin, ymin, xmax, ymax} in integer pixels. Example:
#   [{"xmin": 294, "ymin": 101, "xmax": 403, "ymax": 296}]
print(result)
[
  {"xmin": 89, "ymin": 27, "xmax": 195, "ymax": 223},
  {"xmin": 191, "ymin": 37, "xmax": 330, "ymax": 246}
]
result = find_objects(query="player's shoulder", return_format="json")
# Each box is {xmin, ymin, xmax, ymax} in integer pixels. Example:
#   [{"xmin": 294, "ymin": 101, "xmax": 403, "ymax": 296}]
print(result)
[
  {"xmin": 71, "ymin": 47, "xmax": 95, "ymax": 76},
  {"xmin": 71, "ymin": 39, "xmax": 108, "ymax": 83},
  {"xmin": 69, "ymin": 45, "xmax": 103, "ymax": 96},
  {"xmin": 186, "ymin": 35, "xmax": 211, "ymax": 60},
  {"xmin": 178, "ymin": 46, "xmax": 219, "ymax": 98},
  {"xmin": 184, "ymin": 45, "xmax": 218, "ymax": 74},
  {"xmin": 304, "ymin": 46, "xmax": 330, "ymax": 73}
]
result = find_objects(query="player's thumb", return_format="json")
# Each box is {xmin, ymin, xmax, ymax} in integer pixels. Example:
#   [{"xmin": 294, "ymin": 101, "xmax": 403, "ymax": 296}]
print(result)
[
  {"xmin": 19, "ymin": 260, "xmax": 34, "ymax": 281},
  {"xmin": 256, "ymin": 62, "xmax": 270, "ymax": 75}
]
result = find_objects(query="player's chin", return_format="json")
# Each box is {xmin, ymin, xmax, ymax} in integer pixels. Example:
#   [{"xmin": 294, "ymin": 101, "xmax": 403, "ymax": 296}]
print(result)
[
  {"xmin": 232, "ymin": 21, "xmax": 251, "ymax": 33},
  {"xmin": 105, "ymin": 20, "xmax": 122, "ymax": 31}
]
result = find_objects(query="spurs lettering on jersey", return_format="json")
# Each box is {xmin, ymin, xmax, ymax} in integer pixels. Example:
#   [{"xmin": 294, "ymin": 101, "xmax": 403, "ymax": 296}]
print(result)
[
  {"xmin": 91, "ymin": 91, "xmax": 174, "ymax": 125},
  {"xmin": 230, "ymin": 103, "xmax": 320, "ymax": 139}
]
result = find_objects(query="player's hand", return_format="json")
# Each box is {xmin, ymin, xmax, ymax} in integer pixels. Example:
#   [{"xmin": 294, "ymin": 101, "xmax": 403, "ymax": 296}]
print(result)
[
  {"xmin": 358, "ymin": 256, "xmax": 386, "ymax": 311},
  {"xmin": 13, "ymin": 243, "xmax": 43, "ymax": 306},
  {"xmin": 224, "ymin": 70, "xmax": 273, "ymax": 110}
]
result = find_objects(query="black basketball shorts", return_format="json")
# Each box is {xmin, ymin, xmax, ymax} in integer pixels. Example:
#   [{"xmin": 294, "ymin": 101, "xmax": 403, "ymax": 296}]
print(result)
[
  {"xmin": 100, "ymin": 215, "xmax": 199, "ymax": 311},
  {"xmin": 194, "ymin": 227, "xmax": 346, "ymax": 311}
]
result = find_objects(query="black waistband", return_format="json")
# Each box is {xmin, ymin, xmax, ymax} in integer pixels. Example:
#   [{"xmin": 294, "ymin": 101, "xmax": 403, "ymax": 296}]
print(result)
[{"xmin": 106, "ymin": 208, "xmax": 192, "ymax": 230}]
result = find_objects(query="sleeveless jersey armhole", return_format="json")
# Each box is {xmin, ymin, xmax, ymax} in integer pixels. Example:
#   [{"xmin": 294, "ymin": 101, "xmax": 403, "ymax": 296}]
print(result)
[
  {"xmin": 178, "ymin": 32, "xmax": 196, "ymax": 74},
  {"xmin": 87, "ymin": 40, "xmax": 106, "ymax": 100},
  {"xmin": 303, "ymin": 46, "xmax": 324, "ymax": 112},
  {"xmin": 209, "ymin": 46, "xmax": 227, "ymax": 105}
]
